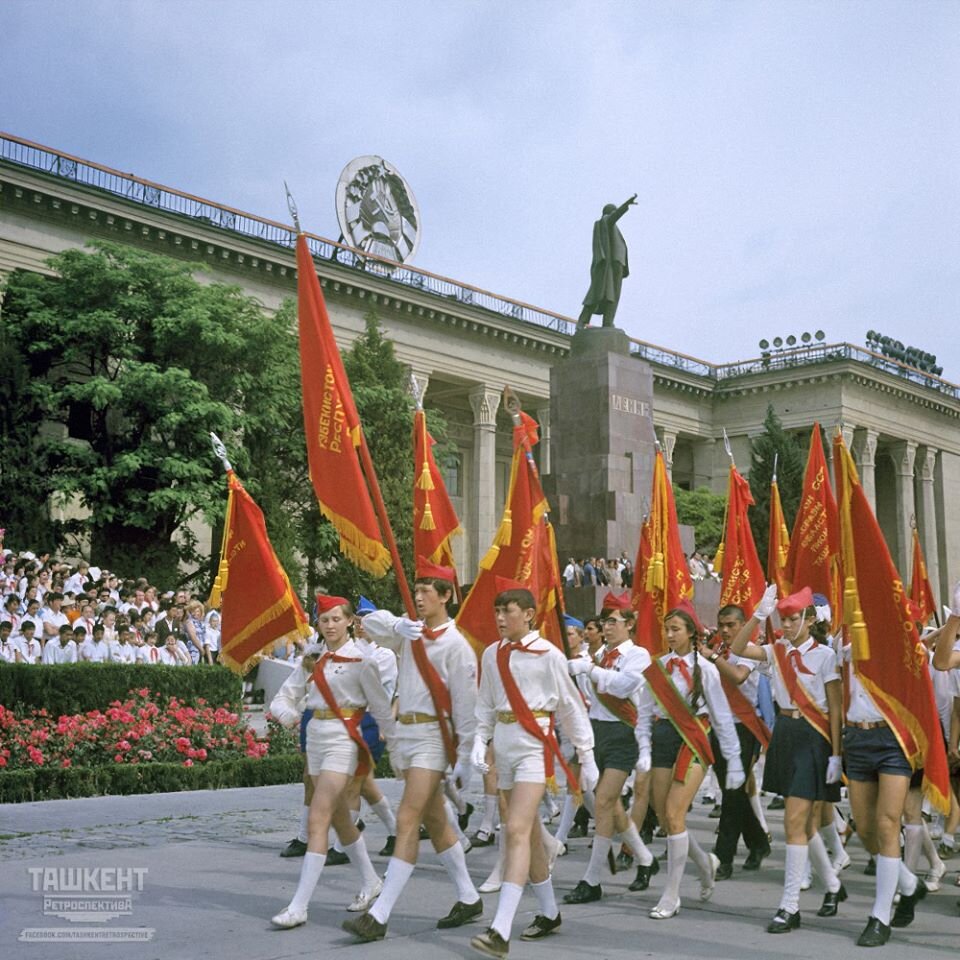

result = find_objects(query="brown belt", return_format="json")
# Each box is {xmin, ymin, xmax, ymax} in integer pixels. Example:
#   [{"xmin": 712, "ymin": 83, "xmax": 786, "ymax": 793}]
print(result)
[
  {"xmin": 397, "ymin": 712, "xmax": 438, "ymax": 725},
  {"xmin": 312, "ymin": 708, "xmax": 361, "ymax": 720},
  {"xmin": 847, "ymin": 720, "xmax": 887, "ymax": 731},
  {"xmin": 779, "ymin": 709, "xmax": 802, "ymax": 719},
  {"xmin": 497, "ymin": 710, "xmax": 552, "ymax": 724}
]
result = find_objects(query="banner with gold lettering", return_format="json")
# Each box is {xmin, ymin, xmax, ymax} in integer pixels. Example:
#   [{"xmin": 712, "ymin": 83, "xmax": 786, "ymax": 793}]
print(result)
[
  {"xmin": 212, "ymin": 471, "xmax": 311, "ymax": 674},
  {"xmin": 767, "ymin": 477, "xmax": 791, "ymax": 596},
  {"xmin": 785, "ymin": 424, "xmax": 840, "ymax": 624},
  {"xmin": 909, "ymin": 527, "xmax": 936, "ymax": 626},
  {"xmin": 833, "ymin": 434, "xmax": 950, "ymax": 812},
  {"xmin": 715, "ymin": 465, "xmax": 765, "ymax": 618},
  {"xmin": 296, "ymin": 234, "xmax": 391, "ymax": 577}
]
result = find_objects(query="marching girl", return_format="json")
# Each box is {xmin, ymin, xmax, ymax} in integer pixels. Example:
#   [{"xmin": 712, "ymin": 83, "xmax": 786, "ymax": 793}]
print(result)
[
  {"xmin": 635, "ymin": 601, "xmax": 744, "ymax": 919},
  {"xmin": 269, "ymin": 596, "xmax": 396, "ymax": 930},
  {"xmin": 728, "ymin": 585, "xmax": 845, "ymax": 934}
]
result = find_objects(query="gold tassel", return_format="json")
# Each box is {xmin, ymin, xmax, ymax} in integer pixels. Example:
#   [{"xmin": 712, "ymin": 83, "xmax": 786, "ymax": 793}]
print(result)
[
  {"xmin": 647, "ymin": 553, "xmax": 665, "ymax": 591},
  {"xmin": 546, "ymin": 775, "xmax": 560, "ymax": 796},
  {"xmin": 419, "ymin": 502, "xmax": 437, "ymax": 531},
  {"xmin": 417, "ymin": 461, "xmax": 435, "ymax": 490},
  {"xmin": 713, "ymin": 542, "xmax": 725, "ymax": 571},
  {"xmin": 844, "ymin": 575, "xmax": 870, "ymax": 661},
  {"xmin": 494, "ymin": 509, "xmax": 513, "ymax": 547},
  {"xmin": 480, "ymin": 544, "xmax": 501, "ymax": 570}
]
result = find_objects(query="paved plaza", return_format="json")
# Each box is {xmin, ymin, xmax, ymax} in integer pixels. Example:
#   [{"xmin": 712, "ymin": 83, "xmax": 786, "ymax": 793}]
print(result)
[{"xmin": 1, "ymin": 781, "xmax": 957, "ymax": 960}]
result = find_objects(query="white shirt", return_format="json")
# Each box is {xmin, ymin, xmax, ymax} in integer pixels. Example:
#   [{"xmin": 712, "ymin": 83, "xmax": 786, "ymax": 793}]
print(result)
[
  {"xmin": 635, "ymin": 650, "xmax": 741, "ymax": 766},
  {"xmin": 109, "ymin": 641, "xmax": 137, "ymax": 664},
  {"xmin": 40, "ymin": 608, "xmax": 68, "ymax": 637},
  {"xmin": 15, "ymin": 636, "xmax": 44, "ymax": 664},
  {"xmin": 362, "ymin": 611, "xmax": 478, "ymax": 764},
  {"xmin": 715, "ymin": 651, "xmax": 761, "ymax": 710},
  {"xmin": 158, "ymin": 646, "xmax": 187, "ymax": 666},
  {"xmin": 43, "ymin": 639, "xmax": 78, "ymax": 664},
  {"xmin": 353, "ymin": 636, "xmax": 399, "ymax": 701},
  {"xmin": 63, "ymin": 573, "xmax": 88, "ymax": 595},
  {"xmin": 137, "ymin": 645, "xmax": 162, "ymax": 664},
  {"xmin": 475, "ymin": 631, "xmax": 594, "ymax": 752},
  {"xmin": 759, "ymin": 637, "xmax": 839, "ymax": 712},
  {"xmin": 929, "ymin": 646, "xmax": 960, "ymax": 736},
  {"xmin": 80, "ymin": 638, "xmax": 110, "ymax": 663},
  {"xmin": 586, "ymin": 639, "xmax": 650, "ymax": 723}
]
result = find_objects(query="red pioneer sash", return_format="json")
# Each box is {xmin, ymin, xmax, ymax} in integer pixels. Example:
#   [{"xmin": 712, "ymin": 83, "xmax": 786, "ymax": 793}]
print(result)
[
  {"xmin": 496, "ymin": 638, "xmax": 580, "ymax": 797},
  {"xmin": 715, "ymin": 653, "xmax": 771, "ymax": 749},
  {"xmin": 772, "ymin": 642, "xmax": 831, "ymax": 743},
  {"xmin": 411, "ymin": 623, "xmax": 458, "ymax": 766},
  {"xmin": 593, "ymin": 647, "xmax": 639, "ymax": 727},
  {"xmin": 643, "ymin": 658, "xmax": 715, "ymax": 782},
  {"xmin": 312, "ymin": 652, "xmax": 372, "ymax": 777}
]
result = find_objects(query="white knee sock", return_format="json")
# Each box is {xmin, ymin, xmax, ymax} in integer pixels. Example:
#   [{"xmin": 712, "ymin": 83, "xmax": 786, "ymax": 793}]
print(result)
[
  {"xmin": 873, "ymin": 855, "xmax": 900, "ymax": 926},
  {"xmin": 484, "ymin": 829, "xmax": 506, "ymax": 887},
  {"xmin": 370, "ymin": 797, "xmax": 397, "ymax": 834},
  {"xmin": 445, "ymin": 779, "xmax": 468, "ymax": 815},
  {"xmin": 581, "ymin": 788, "xmax": 596, "ymax": 816},
  {"xmin": 780, "ymin": 844, "xmax": 809, "ymax": 914},
  {"xmin": 479, "ymin": 794, "xmax": 498, "ymax": 834},
  {"xmin": 584, "ymin": 835, "xmax": 611, "ymax": 886},
  {"xmin": 344, "ymin": 837, "xmax": 379, "ymax": 890},
  {"xmin": 531, "ymin": 877, "xmax": 559, "ymax": 921},
  {"xmin": 658, "ymin": 831, "xmax": 689, "ymax": 910},
  {"xmin": 921, "ymin": 822, "xmax": 944, "ymax": 872},
  {"xmin": 897, "ymin": 860, "xmax": 918, "ymax": 896},
  {"xmin": 368, "ymin": 857, "xmax": 414, "ymax": 923},
  {"xmin": 807, "ymin": 832, "xmax": 839, "ymax": 893},
  {"xmin": 749, "ymin": 789, "xmax": 769, "ymax": 833},
  {"xmin": 621, "ymin": 822, "xmax": 654, "ymax": 866},
  {"xmin": 819, "ymin": 820, "xmax": 843, "ymax": 861},
  {"xmin": 555, "ymin": 795, "xmax": 577, "ymax": 844},
  {"xmin": 444, "ymin": 797, "xmax": 469, "ymax": 844},
  {"xmin": 297, "ymin": 805, "xmax": 310, "ymax": 844},
  {"xmin": 687, "ymin": 831, "xmax": 711, "ymax": 874},
  {"xmin": 903, "ymin": 823, "xmax": 924, "ymax": 872},
  {"xmin": 491, "ymin": 881, "xmax": 523, "ymax": 941},
  {"xmin": 288, "ymin": 851, "xmax": 325, "ymax": 914},
  {"xmin": 438, "ymin": 842, "xmax": 480, "ymax": 903}
]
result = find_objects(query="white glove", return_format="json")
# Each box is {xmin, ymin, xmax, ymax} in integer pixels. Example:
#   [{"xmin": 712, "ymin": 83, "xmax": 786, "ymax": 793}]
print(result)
[
  {"xmin": 578, "ymin": 749, "xmax": 600, "ymax": 793},
  {"xmin": 951, "ymin": 581, "xmax": 960, "ymax": 617},
  {"xmin": 451, "ymin": 758, "xmax": 472, "ymax": 792},
  {"xmin": 826, "ymin": 755, "xmax": 843, "ymax": 784},
  {"xmin": 635, "ymin": 748, "xmax": 652, "ymax": 774},
  {"xmin": 725, "ymin": 758, "xmax": 746, "ymax": 791},
  {"xmin": 394, "ymin": 617, "xmax": 424, "ymax": 642},
  {"xmin": 470, "ymin": 735, "xmax": 489, "ymax": 774},
  {"xmin": 753, "ymin": 583, "xmax": 778, "ymax": 623},
  {"xmin": 568, "ymin": 657, "xmax": 594, "ymax": 676}
]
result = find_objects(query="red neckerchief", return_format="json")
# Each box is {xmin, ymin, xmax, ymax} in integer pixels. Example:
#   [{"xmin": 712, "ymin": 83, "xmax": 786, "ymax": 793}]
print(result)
[
  {"xmin": 410, "ymin": 621, "xmax": 458, "ymax": 766},
  {"xmin": 666, "ymin": 655, "xmax": 693, "ymax": 687},
  {"xmin": 312, "ymin": 650, "xmax": 372, "ymax": 777},
  {"xmin": 496, "ymin": 636, "xmax": 580, "ymax": 798}
]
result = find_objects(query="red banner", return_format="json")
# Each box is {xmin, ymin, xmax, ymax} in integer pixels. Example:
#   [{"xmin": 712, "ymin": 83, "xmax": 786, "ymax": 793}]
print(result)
[
  {"xmin": 716, "ymin": 465, "xmax": 765, "ymax": 618},
  {"xmin": 767, "ymin": 478, "xmax": 791, "ymax": 596},
  {"xmin": 909, "ymin": 528, "xmax": 936, "ymax": 626}
]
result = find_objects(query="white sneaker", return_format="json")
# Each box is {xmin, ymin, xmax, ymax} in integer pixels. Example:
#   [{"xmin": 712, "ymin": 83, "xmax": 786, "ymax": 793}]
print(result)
[
  {"xmin": 832, "ymin": 850, "xmax": 851, "ymax": 872},
  {"xmin": 479, "ymin": 872, "xmax": 502, "ymax": 894},
  {"xmin": 271, "ymin": 906, "xmax": 308, "ymax": 928},
  {"xmin": 347, "ymin": 878, "xmax": 383, "ymax": 912},
  {"xmin": 925, "ymin": 860, "xmax": 947, "ymax": 892}
]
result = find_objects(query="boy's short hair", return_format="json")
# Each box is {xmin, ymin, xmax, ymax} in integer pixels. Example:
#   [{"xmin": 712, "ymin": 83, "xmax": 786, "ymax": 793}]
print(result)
[{"xmin": 494, "ymin": 588, "xmax": 536, "ymax": 612}]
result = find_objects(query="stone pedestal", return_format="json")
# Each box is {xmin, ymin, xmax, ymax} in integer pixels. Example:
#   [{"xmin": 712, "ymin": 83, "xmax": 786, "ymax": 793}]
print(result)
[{"xmin": 544, "ymin": 326, "xmax": 656, "ymax": 563}]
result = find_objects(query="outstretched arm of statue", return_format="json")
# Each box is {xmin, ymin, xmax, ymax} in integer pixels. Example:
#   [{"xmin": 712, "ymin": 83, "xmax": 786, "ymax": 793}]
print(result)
[{"xmin": 613, "ymin": 194, "xmax": 638, "ymax": 220}]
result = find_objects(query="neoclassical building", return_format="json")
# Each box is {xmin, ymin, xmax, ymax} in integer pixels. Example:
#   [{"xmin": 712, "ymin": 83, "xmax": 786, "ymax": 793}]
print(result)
[{"xmin": 2, "ymin": 132, "xmax": 957, "ymax": 600}]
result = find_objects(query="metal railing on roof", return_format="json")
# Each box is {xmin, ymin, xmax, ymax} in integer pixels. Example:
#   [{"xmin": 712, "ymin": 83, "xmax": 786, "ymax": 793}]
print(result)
[{"xmin": 0, "ymin": 131, "xmax": 577, "ymax": 338}]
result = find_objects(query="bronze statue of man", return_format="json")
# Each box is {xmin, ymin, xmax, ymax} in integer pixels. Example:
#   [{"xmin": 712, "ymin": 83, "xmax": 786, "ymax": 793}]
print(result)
[{"xmin": 577, "ymin": 194, "xmax": 637, "ymax": 328}]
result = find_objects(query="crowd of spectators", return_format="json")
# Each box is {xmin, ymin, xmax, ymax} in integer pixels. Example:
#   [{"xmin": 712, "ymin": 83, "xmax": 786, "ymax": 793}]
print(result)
[
  {"xmin": 0, "ymin": 547, "xmax": 221, "ymax": 667},
  {"xmin": 687, "ymin": 550, "xmax": 720, "ymax": 582},
  {"xmin": 562, "ymin": 554, "xmax": 634, "ymax": 590}
]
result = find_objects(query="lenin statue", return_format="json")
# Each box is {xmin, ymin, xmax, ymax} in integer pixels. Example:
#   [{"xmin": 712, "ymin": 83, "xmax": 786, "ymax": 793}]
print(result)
[{"xmin": 577, "ymin": 194, "xmax": 637, "ymax": 328}]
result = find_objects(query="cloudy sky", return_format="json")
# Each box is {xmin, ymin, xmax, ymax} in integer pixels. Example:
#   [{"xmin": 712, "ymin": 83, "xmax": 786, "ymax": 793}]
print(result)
[{"xmin": 3, "ymin": 1, "xmax": 958, "ymax": 375}]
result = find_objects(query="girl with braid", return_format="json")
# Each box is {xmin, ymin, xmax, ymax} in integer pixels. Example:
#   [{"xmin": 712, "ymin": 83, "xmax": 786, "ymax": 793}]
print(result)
[{"xmin": 635, "ymin": 601, "xmax": 743, "ymax": 919}]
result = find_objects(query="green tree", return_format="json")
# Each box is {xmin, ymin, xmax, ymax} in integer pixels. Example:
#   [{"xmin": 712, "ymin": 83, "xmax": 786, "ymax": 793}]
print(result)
[
  {"xmin": 673, "ymin": 485, "xmax": 727, "ymax": 554},
  {"xmin": 747, "ymin": 404, "xmax": 805, "ymax": 569},
  {"xmin": 0, "ymin": 243, "xmax": 301, "ymax": 586}
]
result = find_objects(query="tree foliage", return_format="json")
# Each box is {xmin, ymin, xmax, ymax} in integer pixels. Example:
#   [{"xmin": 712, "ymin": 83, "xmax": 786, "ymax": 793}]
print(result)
[
  {"xmin": 673, "ymin": 485, "xmax": 727, "ymax": 554},
  {"xmin": 747, "ymin": 404, "xmax": 806, "ymax": 569}
]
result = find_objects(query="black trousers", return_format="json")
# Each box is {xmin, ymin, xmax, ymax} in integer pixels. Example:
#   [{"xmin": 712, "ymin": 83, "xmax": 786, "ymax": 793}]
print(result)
[{"xmin": 711, "ymin": 723, "xmax": 766, "ymax": 865}]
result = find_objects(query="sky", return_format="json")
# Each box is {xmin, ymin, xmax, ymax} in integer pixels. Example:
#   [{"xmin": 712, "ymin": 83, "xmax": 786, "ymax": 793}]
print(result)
[{"xmin": 3, "ymin": 0, "xmax": 959, "ymax": 375}]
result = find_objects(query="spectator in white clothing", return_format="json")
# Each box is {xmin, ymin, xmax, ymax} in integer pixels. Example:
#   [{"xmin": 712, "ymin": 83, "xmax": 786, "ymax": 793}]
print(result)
[
  {"xmin": 110, "ymin": 625, "xmax": 138, "ymax": 664},
  {"xmin": 80, "ymin": 624, "xmax": 110, "ymax": 662},
  {"xmin": 43, "ymin": 624, "xmax": 79, "ymax": 664},
  {"xmin": 15, "ymin": 620, "xmax": 44, "ymax": 663},
  {"xmin": 158, "ymin": 632, "xmax": 190, "ymax": 665},
  {"xmin": 40, "ymin": 592, "xmax": 69, "ymax": 641}
]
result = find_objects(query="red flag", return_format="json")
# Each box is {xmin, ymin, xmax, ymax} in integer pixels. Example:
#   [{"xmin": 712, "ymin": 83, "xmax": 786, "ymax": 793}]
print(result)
[
  {"xmin": 456, "ymin": 412, "xmax": 566, "ymax": 655},
  {"xmin": 210, "ymin": 471, "xmax": 310, "ymax": 674},
  {"xmin": 630, "ymin": 450, "xmax": 694, "ymax": 656},
  {"xmin": 767, "ymin": 478, "xmax": 791, "ymax": 596},
  {"xmin": 785, "ymin": 424, "xmax": 840, "ymax": 624},
  {"xmin": 833, "ymin": 434, "xmax": 950, "ymax": 812},
  {"xmin": 909, "ymin": 528, "xmax": 936, "ymax": 626},
  {"xmin": 296, "ymin": 235, "xmax": 390, "ymax": 577},
  {"xmin": 715, "ymin": 465, "xmax": 765, "ymax": 618},
  {"xmin": 413, "ymin": 408, "xmax": 462, "ymax": 584}
]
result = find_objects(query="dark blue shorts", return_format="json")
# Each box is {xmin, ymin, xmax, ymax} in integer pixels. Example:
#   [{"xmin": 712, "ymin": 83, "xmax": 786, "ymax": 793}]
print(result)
[
  {"xmin": 650, "ymin": 718, "xmax": 705, "ymax": 770},
  {"xmin": 361, "ymin": 712, "xmax": 385, "ymax": 763},
  {"xmin": 592, "ymin": 719, "xmax": 639, "ymax": 773},
  {"xmin": 843, "ymin": 725, "xmax": 912, "ymax": 781}
]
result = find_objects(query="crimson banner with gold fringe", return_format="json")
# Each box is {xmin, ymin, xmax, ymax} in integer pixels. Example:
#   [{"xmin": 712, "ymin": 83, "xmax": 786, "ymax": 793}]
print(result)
[
  {"xmin": 767, "ymin": 477, "xmax": 791, "ymax": 596},
  {"xmin": 909, "ymin": 527, "xmax": 936, "ymax": 626},
  {"xmin": 715, "ymin": 465, "xmax": 765, "ymax": 618}
]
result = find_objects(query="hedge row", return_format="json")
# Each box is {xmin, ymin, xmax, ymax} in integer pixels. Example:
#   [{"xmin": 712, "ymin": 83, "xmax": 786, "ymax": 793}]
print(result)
[
  {"xmin": 0, "ymin": 754, "xmax": 304, "ymax": 803},
  {"xmin": 0, "ymin": 663, "xmax": 242, "ymax": 714}
]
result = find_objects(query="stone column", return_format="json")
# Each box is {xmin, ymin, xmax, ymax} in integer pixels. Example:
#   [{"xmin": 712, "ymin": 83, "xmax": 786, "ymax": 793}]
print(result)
[
  {"xmin": 468, "ymin": 384, "xmax": 501, "ymax": 571},
  {"xmin": 691, "ymin": 438, "xmax": 715, "ymax": 491},
  {"xmin": 658, "ymin": 428, "xmax": 678, "ymax": 479},
  {"xmin": 853, "ymin": 428, "xmax": 879, "ymax": 511},
  {"xmin": 918, "ymin": 446, "xmax": 940, "ymax": 607},
  {"xmin": 891, "ymin": 439, "xmax": 918, "ymax": 578},
  {"xmin": 536, "ymin": 405, "xmax": 552, "ymax": 476}
]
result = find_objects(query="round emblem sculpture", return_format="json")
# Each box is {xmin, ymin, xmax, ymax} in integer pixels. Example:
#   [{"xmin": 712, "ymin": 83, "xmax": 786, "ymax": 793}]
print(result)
[{"xmin": 335, "ymin": 156, "xmax": 420, "ymax": 270}]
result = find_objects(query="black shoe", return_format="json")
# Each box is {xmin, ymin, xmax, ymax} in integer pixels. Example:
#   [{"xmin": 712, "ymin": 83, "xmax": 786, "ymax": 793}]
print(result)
[
  {"xmin": 470, "ymin": 927, "xmax": 509, "ymax": 959},
  {"xmin": 857, "ymin": 916, "xmax": 891, "ymax": 947},
  {"xmin": 419, "ymin": 825, "xmax": 430, "ymax": 841},
  {"xmin": 616, "ymin": 850, "xmax": 634, "ymax": 870},
  {"xmin": 864, "ymin": 856, "xmax": 877, "ymax": 876},
  {"xmin": 629, "ymin": 857, "xmax": 660, "ymax": 891},
  {"xmin": 325, "ymin": 849, "xmax": 350, "ymax": 866},
  {"xmin": 891, "ymin": 879, "xmax": 927, "ymax": 927},
  {"xmin": 342, "ymin": 912, "xmax": 387, "ymax": 942},
  {"xmin": 767, "ymin": 908, "xmax": 800, "ymax": 933},
  {"xmin": 471, "ymin": 829, "xmax": 496, "ymax": 847},
  {"xmin": 280, "ymin": 838, "xmax": 307, "ymax": 858},
  {"xmin": 709, "ymin": 804, "xmax": 722, "ymax": 819},
  {"xmin": 378, "ymin": 836, "xmax": 396, "ymax": 857},
  {"xmin": 356, "ymin": 818, "xmax": 365, "ymax": 833},
  {"xmin": 715, "ymin": 862, "xmax": 733, "ymax": 881},
  {"xmin": 567, "ymin": 824, "xmax": 587, "ymax": 839},
  {"xmin": 768, "ymin": 796, "xmax": 785, "ymax": 810},
  {"xmin": 437, "ymin": 898, "xmax": 483, "ymax": 929},
  {"xmin": 743, "ymin": 842, "xmax": 771, "ymax": 870},
  {"xmin": 520, "ymin": 912, "xmax": 561, "ymax": 940},
  {"xmin": 817, "ymin": 884, "xmax": 848, "ymax": 917},
  {"xmin": 458, "ymin": 802, "xmax": 475, "ymax": 833},
  {"xmin": 563, "ymin": 880, "xmax": 602, "ymax": 904}
]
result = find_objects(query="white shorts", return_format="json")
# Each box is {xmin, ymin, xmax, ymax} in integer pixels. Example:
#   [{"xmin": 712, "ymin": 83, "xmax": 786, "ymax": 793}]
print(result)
[
  {"xmin": 391, "ymin": 724, "xmax": 449, "ymax": 773},
  {"xmin": 493, "ymin": 718, "xmax": 549, "ymax": 790},
  {"xmin": 305, "ymin": 718, "xmax": 359, "ymax": 776}
]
